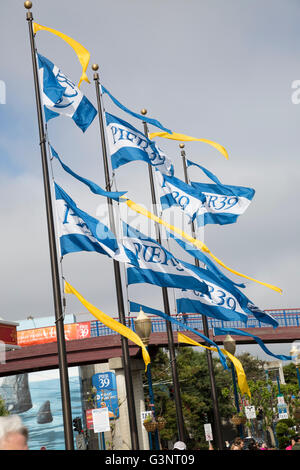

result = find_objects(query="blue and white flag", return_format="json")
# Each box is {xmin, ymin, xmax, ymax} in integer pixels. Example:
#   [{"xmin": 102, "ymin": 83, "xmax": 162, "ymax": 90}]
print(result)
[
  {"xmin": 176, "ymin": 289, "xmax": 248, "ymax": 323},
  {"xmin": 155, "ymin": 170, "xmax": 206, "ymax": 221},
  {"xmin": 175, "ymin": 258, "xmax": 250, "ymax": 324},
  {"xmin": 246, "ymin": 303, "xmax": 278, "ymax": 329},
  {"xmin": 156, "ymin": 160, "xmax": 255, "ymax": 226},
  {"xmin": 105, "ymin": 112, "xmax": 174, "ymax": 176},
  {"xmin": 190, "ymin": 179, "xmax": 255, "ymax": 227},
  {"xmin": 122, "ymin": 223, "xmax": 209, "ymax": 295},
  {"xmin": 102, "ymin": 85, "xmax": 172, "ymax": 134},
  {"xmin": 130, "ymin": 301, "xmax": 228, "ymax": 369},
  {"xmin": 54, "ymin": 183, "xmax": 131, "ymax": 263},
  {"xmin": 50, "ymin": 145, "xmax": 127, "ymax": 202},
  {"xmin": 38, "ymin": 53, "xmax": 97, "ymax": 132}
]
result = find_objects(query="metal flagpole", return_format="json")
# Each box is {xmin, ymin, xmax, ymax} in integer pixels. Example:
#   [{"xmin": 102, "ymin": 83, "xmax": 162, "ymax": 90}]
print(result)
[
  {"xmin": 24, "ymin": 1, "xmax": 74, "ymax": 450},
  {"xmin": 141, "ymin": 110, "xmax": 186, "ymax": 442},
  {"xmin": 92, "ymin": 64, "xmax": 140, "ymax": 450},
  {"xmin": 179, "ymin": 143, "xmax": 224, "ymax": 450}
]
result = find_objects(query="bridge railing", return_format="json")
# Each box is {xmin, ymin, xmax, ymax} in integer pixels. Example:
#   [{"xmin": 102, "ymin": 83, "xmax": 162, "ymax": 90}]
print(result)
[{"xmin": 89, "ymin": 309, "xmax": 300, "ymax": 339}]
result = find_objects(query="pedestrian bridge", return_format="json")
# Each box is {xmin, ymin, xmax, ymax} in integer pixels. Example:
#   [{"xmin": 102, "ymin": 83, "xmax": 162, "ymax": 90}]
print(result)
[{"xmin": 1, "ymin": 308, "xmax": 299, "ymax": 377}]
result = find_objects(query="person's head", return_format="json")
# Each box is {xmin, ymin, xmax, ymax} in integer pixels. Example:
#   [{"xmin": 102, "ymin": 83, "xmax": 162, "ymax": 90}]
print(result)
[
  {"xmin": 260, "ymin": 441, "xmax": 268, "ymax": 449},
  {"xmin": 247, "ymin": 438, "xmax": 258, "ymax": 451},
  {"xmin": 293, "ymin": 435, "xmax": 300, "ymax": 444},
  {"xmin": 230, "ymin": 444, "xmax": 241, "ymax": 450},
  {"xmin": 0, "ymin": 416, "xmax": 29, "ymax": 450},
  {"xmin": 233, "ymin": 437, "xmax": 244, "ymax": 449},
  {"xmin": 173, "ymin": 441, "xmax": 187, "ymax": 450}
]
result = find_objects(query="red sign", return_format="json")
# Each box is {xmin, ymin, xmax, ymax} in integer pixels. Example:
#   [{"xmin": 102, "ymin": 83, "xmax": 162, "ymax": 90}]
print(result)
[
  {"xmin": 0, "ymin": 323, "xmax": 18, "ymax": 346},
  {"xmin": 17, "ymin": 322, "xmax": 91, "ymax": 347},
  {"xmin": 86, "ymin": 409, "xmax": 94, "ymax": 430}
]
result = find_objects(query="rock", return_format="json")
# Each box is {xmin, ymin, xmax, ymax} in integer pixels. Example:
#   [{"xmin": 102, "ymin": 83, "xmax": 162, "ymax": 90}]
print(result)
[
  {"xmin": 37, "ymin": 400, "xmax": 53, "ymax": 424},
  {"xmin": 0, "ymin": 373, "xmax": 32, "ymax": 413}
]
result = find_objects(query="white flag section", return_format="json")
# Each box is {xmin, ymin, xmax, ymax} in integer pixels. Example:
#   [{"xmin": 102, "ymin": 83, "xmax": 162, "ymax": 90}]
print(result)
[
  {"xmin": 155, "ymin": 166, "xmax": 255, "ymax": 226},
  {"xmin": 123, "ymin": 222, "xmax": 209, "ymax": 295},
  {"xmin": 155, "ymin": 170, "xmax": 205, "ymax": 221},
  {"xmin": 37, "ymin": 53, "xmax": 97, "ymax": 132},
  {"xmin": 54, "ymin": 182, "xmax": 130, "ymax": 263},
  {"xmin": 191, "ymin": 181, "xmax": 255, "ymax": 227},
  {"xmin": 175, "ymin": 285, "xmax": 249, "ymax": 323},
  {"xmin": 105, "ymin": 112, "xmax": 174, "ymax": 176}
]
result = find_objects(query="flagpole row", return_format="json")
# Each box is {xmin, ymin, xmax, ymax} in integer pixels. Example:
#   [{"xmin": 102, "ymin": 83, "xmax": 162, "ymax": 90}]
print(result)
[
  {"xmin": 92, "ymin": 64, "xmax": 140, "ymax": 450},
  {"xmin": 141, "ymin": 111, "xmax": 186, "ymax": 443},
  {"xmin": 180, "ymin": 143, "xmax": 224, "ymax": 450},
  {"xmin": 24, "ymin": 1, "xmax": 74, "ymax": 450}
]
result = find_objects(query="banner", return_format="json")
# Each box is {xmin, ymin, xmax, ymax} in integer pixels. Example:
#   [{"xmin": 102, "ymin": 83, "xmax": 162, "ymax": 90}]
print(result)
[
  {"xmin": 64, "ymin": 281, "xmax": 151, "ymax": 370},
  {"xmin": 120, "ymin": 195, "xmax": 282, "ymax": 294},
  {"xmin": 33, "ymin": 22, "xmax": 90, "ymax": 88},
  {"xmin": 37, "ymin": 53, "xmax": 96, "ymax": 132},
  {"xmin": 102, "ymin": 85, "xmax": 172, "ymax": 134},
  {"xmin": 17, "ymin": 322, "xmax": 90, "ymax": 347},
  {"xmin": 191, "ymin": 180, "xmax": 255, "ymax": 227},
  {"xmin": 105, "ymin": 112, "xmax": 174, "ymax": 176},
  {"xmin": 123, "ymin": 222, "xmax": 209, "ymax": 295},
  {"xmin": 148, "ymin": 131, "xmax": 229, "ymax": 160}
]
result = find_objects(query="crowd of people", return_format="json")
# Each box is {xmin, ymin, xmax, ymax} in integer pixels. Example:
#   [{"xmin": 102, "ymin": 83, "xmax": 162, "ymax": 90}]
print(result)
[
  {"xmin": 1, "ymin": 414, "xmax": 300, "ymax": 451},
  {"xmin": 207, "ymin": 435, "xmax": 300, "ymax": 451}
]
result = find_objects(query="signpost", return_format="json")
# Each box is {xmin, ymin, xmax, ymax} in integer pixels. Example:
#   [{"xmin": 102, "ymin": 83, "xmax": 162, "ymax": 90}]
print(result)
[
  {"xmin": 277, "ymin": 404, "xmax": 289, "ymax": 420},
  {"xmin": 92, "ymin": 408, "xmax": 110, "ymax": 433},
  {"xmin": 245, "ymin": 405, "xmax": 256, "ymax": 420},
  {"xmin": 92, "ymin": 372, "xmax": 119, "ymax": 419},
  {"xmin": 277, "ymin": 395, "xmax": 288, "ymax": 419},
  {"xmin": 204, "ymin": 423, "xmax": 213, "ymax": 442}
]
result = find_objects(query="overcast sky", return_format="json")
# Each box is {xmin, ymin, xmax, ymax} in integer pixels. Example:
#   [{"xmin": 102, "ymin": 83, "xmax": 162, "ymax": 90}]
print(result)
[{"xmin": 0, "ymin": 0, "xmax": 299, "ymax": 361}]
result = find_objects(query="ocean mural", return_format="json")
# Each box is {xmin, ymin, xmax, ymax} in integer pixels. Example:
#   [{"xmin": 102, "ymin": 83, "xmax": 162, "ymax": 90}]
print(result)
[{"xmin": 0, "ymin": 367, "xmax": 83, "ymax": 450}]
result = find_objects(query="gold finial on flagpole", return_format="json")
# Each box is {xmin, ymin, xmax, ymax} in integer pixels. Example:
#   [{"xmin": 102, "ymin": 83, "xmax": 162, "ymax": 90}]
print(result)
[
  {"xmin": 24, "ymin": 1, "xmax": 32, "ymax": 9},
  {"xmin": 179, "ymin": 143, "xmax": 185, "ymax": 149},
  {"xmin": 141, "ymin": 108, "xmax": 147, "ymax": 116},
  {"xmin": 92, "ymin": 64, "xmax": 99, "ymax": 80}
]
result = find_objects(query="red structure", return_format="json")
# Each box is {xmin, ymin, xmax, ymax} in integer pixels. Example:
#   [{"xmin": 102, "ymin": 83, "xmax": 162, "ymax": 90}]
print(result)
[
  {"xmin": 0, "ymin": 319, "xmax": 19, "ymax": 350},
  {"xmin": 0, "ymin": 309, "xmax": 300, "ymax": 378}
]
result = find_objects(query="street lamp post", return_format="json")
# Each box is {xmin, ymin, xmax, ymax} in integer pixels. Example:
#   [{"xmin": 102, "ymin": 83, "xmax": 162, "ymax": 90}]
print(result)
[
  {"xmin": 223, "ymin": 335, "xmax": 244, "ymax": 438},
  {"xmin": 134, "ymin": 308, "xmax": 160, "ymax": 450}
]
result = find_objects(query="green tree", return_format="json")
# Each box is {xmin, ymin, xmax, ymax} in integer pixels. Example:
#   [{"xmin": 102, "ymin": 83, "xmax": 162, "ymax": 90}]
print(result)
[
  {"xmin": 275, "ymin": 419, "xmax": 296, "ymax": 449},
  {"xmin": 236, "ymin": 352, "xmax": 265, "ymax": 381},
  {"xmin": 0, "ymin": 396, "xmax": 9, "ymax": 417},
  {"xmin": 144, "ymin": 346, "xmax": 235, "ymax": 449},
  {"xmin": 283, "ymin": 363, "xmax": 299, "ymax": 386}
]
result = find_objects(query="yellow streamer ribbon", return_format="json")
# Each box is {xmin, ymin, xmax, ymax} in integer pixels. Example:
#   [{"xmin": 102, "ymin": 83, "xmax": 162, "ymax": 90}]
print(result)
[
  {"xmin": 148, "ymin": 131, "xmax": 229, "ymax": 160},
  {"xmin": 64, "ymin": 281, "xmax": 150, "ymax": 370},
  {"xmin": 33, "ymin": 22, "xmax": 90, "ymax": 88},
  {"xmin": 178, "ymin": 332, "xmax": 251, "ymax": 398},
  {"xmin": 120, "ymin": 195, "xmax": 282, "ymax": 293}
]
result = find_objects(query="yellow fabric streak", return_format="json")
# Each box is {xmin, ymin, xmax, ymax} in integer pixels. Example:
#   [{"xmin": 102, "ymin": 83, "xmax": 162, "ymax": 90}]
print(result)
[
  {"xmin": 33, "ymin": 22, "xmax": 90, "ymax": 88},
  {"xmin": 177, "ymin": 332, "xmax": 251, "ymax": 398},
  {"xmin": 64, "ymin": 281, "xmax": 150, "ymax": 370},
  {"xmin": 148, "ymin": 131, "xmax": 229, "ymax": 160},
  {"xmin": 121, "ymin": 196, "xmax": 282, "ymax": 294}
]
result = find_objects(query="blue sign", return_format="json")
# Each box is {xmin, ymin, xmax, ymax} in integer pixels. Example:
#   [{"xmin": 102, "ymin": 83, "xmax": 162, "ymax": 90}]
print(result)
[{"xmin": 92, "ymin": 372, "xmax": 119, "ymax": 419}]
